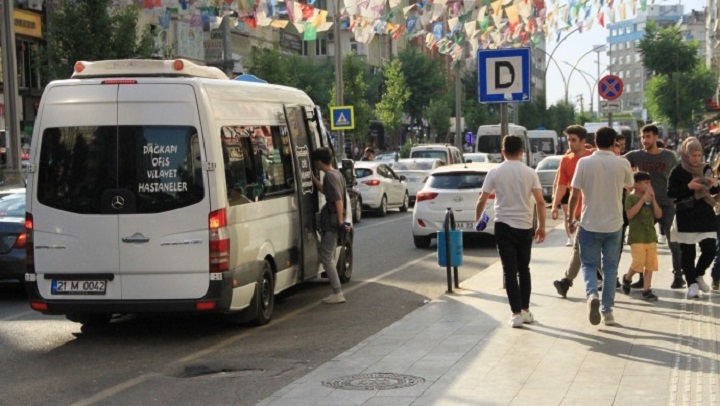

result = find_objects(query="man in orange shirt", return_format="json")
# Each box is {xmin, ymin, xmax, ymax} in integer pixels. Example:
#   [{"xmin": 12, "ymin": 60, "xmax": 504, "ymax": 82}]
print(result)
[{"xmin": 551, "ymin": 125, "xmax": 593, "ymax": 297}]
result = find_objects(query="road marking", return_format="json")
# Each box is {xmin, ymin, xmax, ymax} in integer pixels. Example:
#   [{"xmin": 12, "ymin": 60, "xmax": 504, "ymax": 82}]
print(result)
[{"xmin": 70, "ymin": 251, "xmax": 437, "ymax": 406}]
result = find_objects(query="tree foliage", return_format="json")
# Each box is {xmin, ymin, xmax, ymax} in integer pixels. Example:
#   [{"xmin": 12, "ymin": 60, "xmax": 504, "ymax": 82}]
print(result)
[
  {"xmin": 645, "ymin": 66, "xmax": 717, "ymax": 130},
  {"xmin": 424, "ymin": 98, "xmax": 452, "ymax": 142},
  {"xmin": 375, "ymin": 59, "xmax": 411, "ymax": 147},
  {"xmin": 518, "ymin": 96, "xmax": 547, "ymax": 130},
  {"xmin": 247, "ymin": 47, "xmax": 333, "ymax": 113},
  {"xmin": 39, "ymin": 0, "xmax": 153, "ymax": 81},
  {"xmin": 398, "ymin": 48, "xmax": 447, "ymax": 125},
  {"xmin": 638, "ymin": 21, "xmax": 699, "ymax": 76},
  {"xmin": 546, "ymin": 101, "xmax": 576, "ymax": 135},
  {"xmin": 461, "ymin": 71, "xmax": 497, "ymax": 132},
  {"xmin": 330, "ymin": 54, "xmax": 372, "ymax": 143}
]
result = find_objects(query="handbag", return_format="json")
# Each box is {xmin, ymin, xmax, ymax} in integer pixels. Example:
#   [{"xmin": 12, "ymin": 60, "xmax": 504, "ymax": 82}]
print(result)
[{"xmin": 675, "ymin": 196, "xmax": 694, "ymax": 212}]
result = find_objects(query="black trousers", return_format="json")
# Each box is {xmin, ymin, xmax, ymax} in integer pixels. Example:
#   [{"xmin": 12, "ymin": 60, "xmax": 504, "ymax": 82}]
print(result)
[
  {"xmin": 494, "ymin": 222, "xmax": 534, "ymax": 314},
  {"xmin": 680, "ymin": 238, "xmax": 716, "ymax": 286}
]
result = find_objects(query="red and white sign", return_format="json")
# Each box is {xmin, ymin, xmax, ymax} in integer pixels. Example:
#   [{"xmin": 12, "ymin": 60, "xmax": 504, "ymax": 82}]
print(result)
[{"xmin": 599, "ymin": 75, "xmax": 624, "ymax": 101}]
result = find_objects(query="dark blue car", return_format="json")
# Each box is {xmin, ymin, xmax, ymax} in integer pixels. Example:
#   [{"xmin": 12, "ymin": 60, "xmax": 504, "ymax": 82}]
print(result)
[{"xmin": 0, "ymin": 193, "xmax": 26, "ymax": 285}]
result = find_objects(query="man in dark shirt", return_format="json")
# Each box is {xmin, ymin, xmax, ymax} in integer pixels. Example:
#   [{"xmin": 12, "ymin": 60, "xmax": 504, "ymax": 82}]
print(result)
[
  {"xmin": 624, "ymin": 124, "xmax": 683, "ymax": 289},
  {"xmin": 311, "ymin": 147, "xmax": 348, "ymax": 304},
  {"xmin": 360, "ymin": 147, "xmax": 375, "ymax": 161}
]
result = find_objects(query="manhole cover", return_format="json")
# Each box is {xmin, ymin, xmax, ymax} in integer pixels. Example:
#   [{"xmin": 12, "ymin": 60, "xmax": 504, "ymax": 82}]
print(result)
[{"xmin": 322, "ymin": 372, "xmax": 425, "ymax": 390}]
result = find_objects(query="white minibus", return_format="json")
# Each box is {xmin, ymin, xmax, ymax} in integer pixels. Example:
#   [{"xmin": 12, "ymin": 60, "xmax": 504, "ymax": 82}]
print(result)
[
  {"xmin": 475, "ymin": 124, "xmax": 534, "ymax": 167},
  {"xmin": 24, "ymin": 59, "xmax": 352, "ymax": 326}
]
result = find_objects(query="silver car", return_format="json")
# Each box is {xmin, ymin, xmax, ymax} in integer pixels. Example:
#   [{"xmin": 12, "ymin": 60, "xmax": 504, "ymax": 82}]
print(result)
[
  {"xmin": 535, "ymin": 155, "xmax": 562, "ymax": 201},
  {"xmin": 389, "ymin": 158, "xmax": 444, "ymax": 204}
]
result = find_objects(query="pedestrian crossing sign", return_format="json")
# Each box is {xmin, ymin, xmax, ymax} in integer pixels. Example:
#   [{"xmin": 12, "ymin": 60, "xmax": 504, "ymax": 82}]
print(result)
[{"xmin": 330, "ymin": 106, "xmax": 355, "ymax": 130}]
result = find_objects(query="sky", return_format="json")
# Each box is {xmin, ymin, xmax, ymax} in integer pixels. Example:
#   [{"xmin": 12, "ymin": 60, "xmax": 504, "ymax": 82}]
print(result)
[{"xmin": 544, "ymin": 0, "xmax": 707, "ymax": 114}]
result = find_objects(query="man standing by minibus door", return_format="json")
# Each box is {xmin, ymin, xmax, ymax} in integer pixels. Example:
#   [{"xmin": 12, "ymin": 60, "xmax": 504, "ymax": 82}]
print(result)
[{"xmin": 311, "ymin": 147, "xmax": 349, "ymax": 304}]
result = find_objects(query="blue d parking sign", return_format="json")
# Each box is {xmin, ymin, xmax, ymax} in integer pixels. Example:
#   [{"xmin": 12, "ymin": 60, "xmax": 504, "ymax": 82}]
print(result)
[{"xmin": 477, "ymin": 48, "xmax": 531, "ymax": 103}]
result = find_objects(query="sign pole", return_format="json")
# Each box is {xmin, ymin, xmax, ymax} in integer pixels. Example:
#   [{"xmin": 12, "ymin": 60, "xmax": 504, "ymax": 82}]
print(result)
[{"xmin": 500, "ymin": 103, "xmax": 509, "ymax": 138}]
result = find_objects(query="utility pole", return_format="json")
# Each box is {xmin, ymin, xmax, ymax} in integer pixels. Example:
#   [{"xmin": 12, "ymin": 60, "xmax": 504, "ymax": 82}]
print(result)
[
  {"xmin": 221, "ymin": 16, "xmax": 233, "ymax": 77},
  {"xmin": 0, "ymin": 0, "xmax": 21, "ymax": 176},
  {"xmin": 454, "ymin": 61, "xmax": 462, "ymax": 149},
  {"xmin": 333, "ymin": 0, "xmax": 345, "ymax": 158}
]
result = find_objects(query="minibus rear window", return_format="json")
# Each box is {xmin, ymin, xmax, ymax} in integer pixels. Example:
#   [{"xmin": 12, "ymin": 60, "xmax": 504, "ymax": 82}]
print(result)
[{"xmin": 37, "ymin": 126, "xmax": 204, "ymax": 214}]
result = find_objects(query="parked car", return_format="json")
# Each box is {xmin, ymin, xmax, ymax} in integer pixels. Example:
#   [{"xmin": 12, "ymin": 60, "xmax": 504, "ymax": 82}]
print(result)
[
  {"xmin": 354, "ymin": 161, "xmax": 409, "ymax": 216},
  {"xmin": 375, "ymin": 151, "xmax": 400, "ymax": 162},
  {"xmin": 412, "ymin": 163, "xmax": 500, "ymax": 248},
  {"xmin": 389, "ymin": 158, "xmax": 444, "ymax": 204},
  {"xmin": 535, "ymin": 155, "xmax": 562, "ymax": 201},
  {"xmin": 463, "ymin": 152, "xmax": 499, "ymax": 164},
  {"xmin": 0, "ymin": 192, "xmax": 26, "ymax": 285}
]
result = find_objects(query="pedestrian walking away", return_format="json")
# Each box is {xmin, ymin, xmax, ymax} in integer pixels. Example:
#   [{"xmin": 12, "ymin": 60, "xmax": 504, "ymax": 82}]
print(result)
[
  {"xmin": 311, "ymin": 147, "xmax": 350, "ymax": 304},
  {"xmin": 476, "ymin": 135, "xmax": 546, "ymax": 328},
  {"xmin": 621, "ymin": 172, "xmax": 662, "ymax": 302},
  {"xmin": 550, "ymin": 125, "xmax": 592, "ymax": 298},
  {"xmin": 568, "ymin": 126, "xmax": 634, "ymax": 326},
  {"xmin": 624, "ymin": 124, "xmax": 683, "ymax": 289},
  {"xmin": 667, "ymin": 137, "xmax": 719, "ymax": 299}
]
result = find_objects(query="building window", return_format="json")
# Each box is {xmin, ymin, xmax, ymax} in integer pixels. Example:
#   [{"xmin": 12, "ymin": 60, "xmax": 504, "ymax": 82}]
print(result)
[
  {"xmin": 634, "ymin": 83, "xmax": 641, "ymax": 92},
  {"xmin": 316, "ymin": 38, "xmax": 327, "ymax": 56},
  {"xmin": 626, "ymin": 69, "xmax": 631, "ymax": 78},
  {"xmin": 302, "ymin": 41, "xmax": 310, "ymax": 56},
  {"xmin": 634, "ymin": 69, "xmax": 640, "ymax": 77}
]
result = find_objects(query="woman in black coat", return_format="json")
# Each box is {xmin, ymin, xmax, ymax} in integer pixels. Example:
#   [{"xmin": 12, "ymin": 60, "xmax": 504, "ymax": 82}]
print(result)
[{"xmin": 667, "ymin": 137, "xmax": 720, "ymax": 298}]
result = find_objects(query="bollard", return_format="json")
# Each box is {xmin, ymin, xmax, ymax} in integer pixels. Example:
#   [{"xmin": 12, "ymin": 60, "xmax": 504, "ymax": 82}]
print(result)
[{"xmin": 437, "ymin": 208, "xmax": 462, "ymax": 293}]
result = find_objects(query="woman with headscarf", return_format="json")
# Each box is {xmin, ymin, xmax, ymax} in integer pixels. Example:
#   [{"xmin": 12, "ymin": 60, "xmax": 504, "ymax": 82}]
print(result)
[{"xmin": 667, "ymin": 137, "xmax": 720, "ymax": 298}]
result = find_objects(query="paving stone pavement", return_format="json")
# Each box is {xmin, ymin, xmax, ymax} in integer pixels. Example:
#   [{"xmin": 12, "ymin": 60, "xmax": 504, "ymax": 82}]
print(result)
[{"xmin": 259, "ymin": 226, "xmax": 720, "ymax": 406}]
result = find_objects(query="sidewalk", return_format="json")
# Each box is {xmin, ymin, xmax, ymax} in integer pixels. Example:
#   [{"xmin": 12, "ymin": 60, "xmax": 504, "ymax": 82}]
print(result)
[{"xmin": 260, "ymin": 226, "xmax": 720, "ymax": 406}]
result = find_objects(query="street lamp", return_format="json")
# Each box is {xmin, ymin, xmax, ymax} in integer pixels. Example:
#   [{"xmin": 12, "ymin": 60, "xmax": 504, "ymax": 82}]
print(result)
[
  {"xmin": 565, "ymin": 45, "xmax": 606, "ymax": 103},
  {"xmin": 541, "ymin": 27, "xmax": 580, "ymax": 98},
  {"xmin": 562, "ymin": 61, "xmax": 594, "ymax": 112},
  {"xmin": 533, "ymin": 46, "xmax": 569, "ymax": 103}
]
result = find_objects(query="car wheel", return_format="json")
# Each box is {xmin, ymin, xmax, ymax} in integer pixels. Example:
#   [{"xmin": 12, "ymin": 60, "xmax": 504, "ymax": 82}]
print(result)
[
  {"xmin": 337, "ymin": 235, "xmax": 353, "ymax": 283},
  {"xmin": 66, "ymin": 313, "xmax": 112, "ymax": 327},
  {"xmin": 353, "ymin": 198, "xmax": 362, "ymax": 223},
  {"xmin": 399, "ymin": 192, "xmax": 409, "ymax": 212},
  {"xmin": 250, "ymin": 261, "xmax": 274, "ymax": 326},
  {"xmin": 376, "ymin": 195, "xmax": 387, "ymax": 217},
  {"xmin": 413, "ymin": 235, "xmax": 432, "ymax": 249}
]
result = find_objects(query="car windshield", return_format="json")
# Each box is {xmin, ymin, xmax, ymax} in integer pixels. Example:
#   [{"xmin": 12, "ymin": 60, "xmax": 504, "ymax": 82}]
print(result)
[
  {"xmin": 411, "ymin": 151, "xmax": 447, "ymax": 160},
  {"xmin": 393, "ymin": 161, "xmax": 434, "ymax": 171},
  {"xmin": 428, "ymin": 172, "xmax": 486, "ymax": 189},
  {"xmin": 537, "ymin": 158, "xmax": 560, "ymax": 170},
  {"xmin": 355, "ymin": 168, "xmax": 373, "ymax": 178},
  {"xmin": 0, "ymin": 193, "xmax": 25, "ymax": 218}
]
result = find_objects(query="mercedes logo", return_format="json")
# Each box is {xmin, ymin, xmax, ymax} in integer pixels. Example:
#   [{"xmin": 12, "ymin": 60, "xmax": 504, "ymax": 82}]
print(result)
[
  {"xmin": 453, "ymin": 196, "xmax": 463, "ymax": 202},
  {"xmin": 111, "ymin": 196, "xmax": 125, "ymax": 210}
]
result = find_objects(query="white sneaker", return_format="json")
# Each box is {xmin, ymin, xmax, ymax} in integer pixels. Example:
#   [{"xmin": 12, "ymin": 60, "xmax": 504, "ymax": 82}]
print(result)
[
  {"xmin": 687, "ymin": 283, "xmax": 700, "ymax": 299},
  {"xmin": 509, "ymin": 314, "xmax": 523, "ymax": 328},
  {"xmin": 658, "ymin": 235, "xmax": 666, "ymax": 244},
  {"xmin": 321, "ymin": 293, "xmax": 346, "ymax": 304},
  {"xmin": 602, "ymin": 312, "xmax": 615, "ymax": 326},
  {"xmin": 521, "ymin": 310, "xmax": 534, "ymax": 324},
  {"xmin": 696, "ymin": 276, "xmax": 711, "ymax": 293},
  {"xmin": 565, "ymin": 238, "xmax": 572, "ymax": 247}
]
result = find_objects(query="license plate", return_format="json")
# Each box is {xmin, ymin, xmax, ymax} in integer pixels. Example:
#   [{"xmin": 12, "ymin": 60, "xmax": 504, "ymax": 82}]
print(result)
[
  {"xmin": 51, "ymin": 280, "xmax": 107, "ymax": 295},
  {"xmin": 455, "ymin": 222, "xmax": 475, "ymax": 230}
]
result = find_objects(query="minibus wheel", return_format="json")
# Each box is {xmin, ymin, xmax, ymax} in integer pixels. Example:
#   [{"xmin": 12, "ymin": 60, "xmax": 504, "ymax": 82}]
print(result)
[
  {"xmin": 251, "ymin": 261, "xmax": 274, "ymax": 326},
  {"xmin": 338, "ymin": 238, "xmax": 353, "ymax": 283}
]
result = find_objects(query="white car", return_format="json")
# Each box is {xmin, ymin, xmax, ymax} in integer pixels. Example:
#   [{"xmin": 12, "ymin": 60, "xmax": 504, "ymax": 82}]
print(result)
[
  {"xmin": 412, "ymin": 163, "xmax": 500, "ymax": 248},
  {"xmin": 463, "ymin": 152, "xmax": 499, "ymax": 164},
  {"xmin": 389, "ymin": 158, "xmax": 444, "ymax": 204},
  {"xmin": 354, "ymin": 161, "xmax": 409, "ymax": 216}
]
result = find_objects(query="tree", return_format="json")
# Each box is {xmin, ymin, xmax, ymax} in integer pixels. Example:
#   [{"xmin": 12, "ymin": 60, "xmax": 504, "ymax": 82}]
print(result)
[
  {"xmin": 518, "ymin": 96, "xmax": 547, "ymax": 130},
  {"xmin": 375, "ymin": 59, "xmax": 411, "ymax": 148},
  {"xmin": 330, "ymin": 55, "xmax": 372, "ymax": 145},
  {"xmin": 424, "ymin": 98, "xmax": 452, "ymax": 142},
  {"xmin": 638, "ymin": 21, "xmax": 698, "ymax": 76},
  {"xmin": 461, "ymin": 71, "xmax": 497, "ymax": 132},
  {"xmin": 546, "ymin": 101, "xmax": 576, "ymax": 135},
  {"xmin": 645, "ymin": 66, "xmax": 717, "ymax": 130},
  {"xmin": 39, "ymin": 0, "xmax": 153, "ymax": 82},
  {"xmin": 398, "ymin": 48, "xmax": 447, "ymax": 125}
]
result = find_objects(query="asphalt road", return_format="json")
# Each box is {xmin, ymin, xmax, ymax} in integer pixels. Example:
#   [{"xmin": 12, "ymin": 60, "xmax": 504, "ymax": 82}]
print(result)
[{"xmin": 0, "ymin": 207, "xmax": 561, "ymax": 405}]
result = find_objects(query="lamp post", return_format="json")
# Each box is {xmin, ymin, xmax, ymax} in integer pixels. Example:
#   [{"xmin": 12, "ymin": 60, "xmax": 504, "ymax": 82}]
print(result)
[
  {"xmin": 562, "ymin": 61, "xmax": 594, "ymax": 113},
  {"xmin": 333, "ymin": 0, "xmax": 345, "ymax": 158},
  {"xmin": 541, "ymin": 27, "xmax": 580, "ymax": 98},
  {"xmin": 533, "ymin": 47, "xmax": 569, "ymax": 103},
  {"xmin": 565, "ymin": 45, "xmax": 606, "ymax": 103},
  {"xmin": 592, "ymin": 45, "xmax": 606, "ymax": 116},
  {"xmin": 0, "ymin": 0, "xmax": 21, "ymax": 173}
]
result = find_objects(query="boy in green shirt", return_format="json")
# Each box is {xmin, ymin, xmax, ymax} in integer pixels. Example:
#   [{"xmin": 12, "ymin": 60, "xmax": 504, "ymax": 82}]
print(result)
[{"xmin": 621, "ymin": 172, "xmax": 663, "ymax": 301}]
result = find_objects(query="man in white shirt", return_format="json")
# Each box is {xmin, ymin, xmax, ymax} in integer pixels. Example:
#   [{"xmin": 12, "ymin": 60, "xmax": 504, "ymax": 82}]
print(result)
[
  {"xmin": 476, "ymin": 135, "xmax": 546, "ymax": 328},
  {"xmin": 568, "ymin": 127, "xmax": 634, "ymax": 326}
]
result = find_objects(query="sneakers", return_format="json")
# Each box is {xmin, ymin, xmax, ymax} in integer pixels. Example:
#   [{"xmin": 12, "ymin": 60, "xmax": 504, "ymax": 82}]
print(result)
[
  {"xmin": 509, "ymin": 314, "xmax": 523, "ymax": 328},
  {"xmin": 658, "ymin": 234, "xmax": 666, "ymax": 244},
  {"xmin": 553, "ymin": 278, "xmax": 571, "ymax": 298},
  {"xmin": 622, "ymin": 276, "xmax": 632, "ymax": 295},
  {"xmin": 616, "ymin": 278, "xmax": 621, "ymax": 289},
  {"xmin": 642, "ymin": 290, "xmax": 659, "ymax": 302},
  {"xmin": 521, "ymin": 309, "xmax": 534, "ymax": 324},
  {"xmin": 321, "ymin": 292, "xmax": 346, "ymax": 304},
  {"xmin": 630, "ymin": 275, "xmax": 644, "ymax": 289},
  {"xmin": 687, "ymin": 283, "xmax": 700, "ymax": 299},
  {"xmin": 588, "ymin": 296, "xmax": 601, "ymax": 325},
  {"xmin": 566, "ymin": 238, "xmax": 572, "ymax": 246},
  {"xmin": 602, "ymin": 312, "xmax": 615, "ymax": 326},
  {"xmin": 713, "ymin": 279, "xmax": 720, "ymax": 291},
  {"xmin": 671, "ymin": 274, "xmax": 686, "ymax": 289},
  {"xmin": 696, "ymin": 276, "xmax": 711, "ymax": 293}
]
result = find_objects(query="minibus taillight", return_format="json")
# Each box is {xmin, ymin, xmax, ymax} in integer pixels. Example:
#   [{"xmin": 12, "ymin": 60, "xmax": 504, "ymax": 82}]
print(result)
[
  {"xmin": 25, "ymin": 213, "xmax": 34, "ymax": 274},
  {"xmin": 209, "ymin": 209, "xmax": 229, "ymax": 272},
  {"xmin": 102, "ymin": 79, "xmax": 137, "ymax": 85}
]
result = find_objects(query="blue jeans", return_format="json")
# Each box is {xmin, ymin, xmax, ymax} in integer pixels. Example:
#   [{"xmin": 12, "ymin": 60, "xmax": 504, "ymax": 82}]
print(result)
[{"xmin": 578, "ymin": 227, "xmax": 623, "ymax": 314}]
